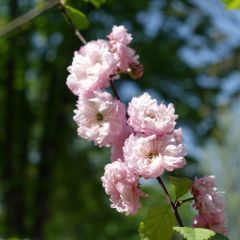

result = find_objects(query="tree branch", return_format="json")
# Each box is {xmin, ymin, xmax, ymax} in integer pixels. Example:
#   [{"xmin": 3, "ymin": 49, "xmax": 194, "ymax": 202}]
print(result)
[
  {"xmin": 0, "ymin": 0, "xmax": 88, "ymax": 45},
  {"xmin": 0, "ymin": 0, "xmax": 58, "ymax": 37}
]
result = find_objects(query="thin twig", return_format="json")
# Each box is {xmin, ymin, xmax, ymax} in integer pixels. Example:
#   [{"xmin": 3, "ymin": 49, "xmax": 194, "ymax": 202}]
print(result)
[
  {"xmin": 109, "ymin": 80, "xmax": 130, "ymax": 119},
  {"xmin": 175, "ymin": 197, "xmax": 194, "ymax": 208},
  {"xmin": 0, "ymin": 0, "xmax": 58, "ymax": 37},
  {"xmin": 58, "ymin": 2, "xmax": 87, "ymax": 45},
  {"xmin": 157, "ymin": 177, "xmax": 184, "ymax": 227},
  {"xmin": 110, "ymin": 80, "xmax": 121, "ymax": 101},
  {"xmin": 74, "ymin": 29, "xmax": 87, "ymax": 45}
]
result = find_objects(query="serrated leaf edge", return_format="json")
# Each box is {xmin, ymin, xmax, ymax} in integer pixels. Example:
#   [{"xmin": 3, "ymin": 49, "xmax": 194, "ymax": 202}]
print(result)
[{"xmin": 173, "ymin": 227, "xmax": 216, "ymax": 240}]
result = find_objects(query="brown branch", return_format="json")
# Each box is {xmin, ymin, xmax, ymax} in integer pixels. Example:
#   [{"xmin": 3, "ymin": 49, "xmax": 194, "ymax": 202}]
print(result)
[
  {"xmin": 0, "ymin": 0, "xmax": 58, "ymax": 37},
  {"xmin": 157, "ymin": 177, "xmax": 184, "ymax": 227}
]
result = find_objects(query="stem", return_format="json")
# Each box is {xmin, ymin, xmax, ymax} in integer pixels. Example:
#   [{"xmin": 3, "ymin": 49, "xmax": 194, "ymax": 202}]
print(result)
[
  {"xmin": 109, "ymin": 80, "xmax": 130, "ymax": 119},
  {"xmin": 157, "ymin": 177, "xmax": 184, "ymax": 227},
  {"xmin": 0, "ymin": 0, "xmax": 58, "ymax": 37},
  {"xmin": 110, "ymin": 80, "xmax": 121, "ymax": 101},
  {"xmin": 58, "ymin": 1, "xmax": 87, "ymax": 45},
  {"xmin": 175, "ymin": 197, "xmax": 194, "ymax": 208}
]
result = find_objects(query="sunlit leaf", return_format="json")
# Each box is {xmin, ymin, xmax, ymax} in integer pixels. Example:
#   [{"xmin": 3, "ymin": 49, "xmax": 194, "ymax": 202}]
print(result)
[
  {"xmin": 65, "ymin": 5, "xmax": 89, "ymax": 30},
  {"xmin": 173, "ymin": 227, "xmax": 229, "ymax": 240},
  {"xmin": 224, "ymin": 0, "xmax": 240, "ymax": 9}
]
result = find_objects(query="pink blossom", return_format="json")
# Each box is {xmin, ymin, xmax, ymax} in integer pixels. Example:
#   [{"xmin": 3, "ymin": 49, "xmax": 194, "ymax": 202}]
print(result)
[
  {"xmin": 193, "ymin": 214, "xmax": 227, "ymax": 235},
  {"xmin": 73, "ymin": 91, "xmax": 127, "ymax": 147},
  {"xmin": 101, "ymin": 160, "xmax": 145, "ymax": 215},
  {"xmin": 123, "ymin": 130, "xmax": 186, "ymax": 179},
  {"xmin": 108, "ymin": 25, "xmax": 141, "ymax": 73},
  {"xmin": 191, "ymin": 176, "xmax": 227, "ymax": 235},
  {"xmin": 192, "ymin": 176, "xmax": 224, "ymax": 216},
  {"xmin": 111, "ymin": 125, "xmax": 133, "ymax": 161},
  {"xmin": 108, "ymin": 25, "xmax": 132, "ymax": 45},
  {"xmin": 127, "ymin": 92, "xmax": 177, "ymax": 136},
  {"xmin": 66, "ymin": 40, "xmax": 117, "ymax": 95}
]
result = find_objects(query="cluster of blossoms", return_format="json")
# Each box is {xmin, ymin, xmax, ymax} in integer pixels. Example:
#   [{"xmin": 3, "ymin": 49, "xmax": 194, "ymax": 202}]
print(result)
[
  {"xmin": 191, "ymin": 176, "xmax": 227, "ymax": 235},
  {"xmin": 66, "ymin": 25, "xmax": 226, "ymax": 234},
  {"xmin": 102, "ymin": 91, "xmax": 187, "ymax": 214},
  {"xmin": 67, "ymin": 25, "xmax": 143, "ymax": 96},
  {"xmin": 67, "ymin": 25, "xmax": 186, "ymax": 214}
]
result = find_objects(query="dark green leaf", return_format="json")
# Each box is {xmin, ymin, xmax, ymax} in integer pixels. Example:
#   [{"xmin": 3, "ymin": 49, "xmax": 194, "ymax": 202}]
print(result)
[
  {"xmin": 65, "ymin": 5, "xmax": 89, "ymax": 30},
  {"xmin": 211, "ymin": 233, "xmax": 230, "ymax": 240},
  {"xmin": 169, "ymin": 176, "xmax": 192, "ymax": 200},
  {"xmin": 139, "ymin": 204, "xmax": 176, "ymax": 240}
]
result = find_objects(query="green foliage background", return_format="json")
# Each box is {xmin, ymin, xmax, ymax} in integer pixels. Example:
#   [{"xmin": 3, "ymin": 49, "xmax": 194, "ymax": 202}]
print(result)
[{"xmin": 0, "ymin": 0, "xmax": 239, "ymax": 239}]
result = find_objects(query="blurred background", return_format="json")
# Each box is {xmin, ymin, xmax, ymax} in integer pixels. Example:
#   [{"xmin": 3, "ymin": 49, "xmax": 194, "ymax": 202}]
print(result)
[{"xmin": 0, "ymin": 0, "xmax": 240, "ymax": 239}]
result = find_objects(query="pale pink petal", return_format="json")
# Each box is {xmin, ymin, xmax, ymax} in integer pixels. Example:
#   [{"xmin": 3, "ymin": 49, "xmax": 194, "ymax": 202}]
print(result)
[
  {"xmin": 191, "ymin": 176, "xmax": 227, "ymax": 235},
  {"xmin": 108, "ymin": 25, "xmax": 142, "ymax": 75},
  {"xmin": 73, "ymin": 91, "xmax": 127, "ymax": 147},
  {"xmin": 123, "ymin": 130, "xmax": 186, "ymax": 179},
  {"xmin": 127, "ymin": 92, "xmax": 177, "ymax": 136},
  {"xmin": 111, "ymin": 125, "xmax": 133, "ymax": 161},
  {"xmin": 66, "ymin": 40, "xmax": 118, "ymax": 95},
  {"xmin": 101, "ymin": 160, "xmax": 145, "ymax": 215}
]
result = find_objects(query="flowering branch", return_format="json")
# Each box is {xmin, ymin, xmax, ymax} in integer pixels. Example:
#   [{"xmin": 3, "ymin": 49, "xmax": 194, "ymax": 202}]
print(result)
[
  {"xmin": 1, "ymin": 0, "xmax": 229, "ymax": 237},
  {"xmin": 65, "ymin": 24, "xmax": 227, "ymax": 238}
]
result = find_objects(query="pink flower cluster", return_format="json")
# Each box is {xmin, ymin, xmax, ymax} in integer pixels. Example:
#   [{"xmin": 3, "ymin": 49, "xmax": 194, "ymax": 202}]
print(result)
[
  {"xmin": 67, "ymin": 26, "xmax": 228, "ymax": 233},
  {"xmin": 67, "ymin": 26, "xmax": 143, "ymax": 96},
  {"xmin": 66, "ymin": 25, "xmax": 228, "ymax": 237},
  {"xmin": 101, "ymin": 91, "xmax": 186, "ymax": 214},
  {"xmin": 67, "ymin": 25, "xmax": 187, "ymax": 215},
  {"xmin": 191, "ymin": 176, "xmax": 227, "ymax": 235}
]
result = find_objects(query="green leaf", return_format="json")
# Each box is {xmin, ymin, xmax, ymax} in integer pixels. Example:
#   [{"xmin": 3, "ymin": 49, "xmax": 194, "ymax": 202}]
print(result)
[
  {"xmin": 211, "ymin": 233, "xmax": 230, "ymax": 240},
  {"xmin": 139, "ymin": 222, "xmax": 150, "ymax": 240},
  {"xmin": 173, "ymin": 227, "xmax": 214, "ymax": 240},
  {"xmin": 224, "ymin": 0, "xmax": 240, "ymax": 9},
  {"xmin": 139, "ymin": 204, "xmax": 176, "ymax": 240},
  {"xmin": 169, "ymin": 176, "xmax": 192, "ymax": 200},
  {"xmin": 173, "ymin": 227, "xmax": 230, "ymax": 240},
  {"xmin": 65, "ymin": 5, "xmax": 89, "ymax": 30},
  {"xmin": 84, "ymin": 0, "xmax": 106, "ymax": 8}
]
